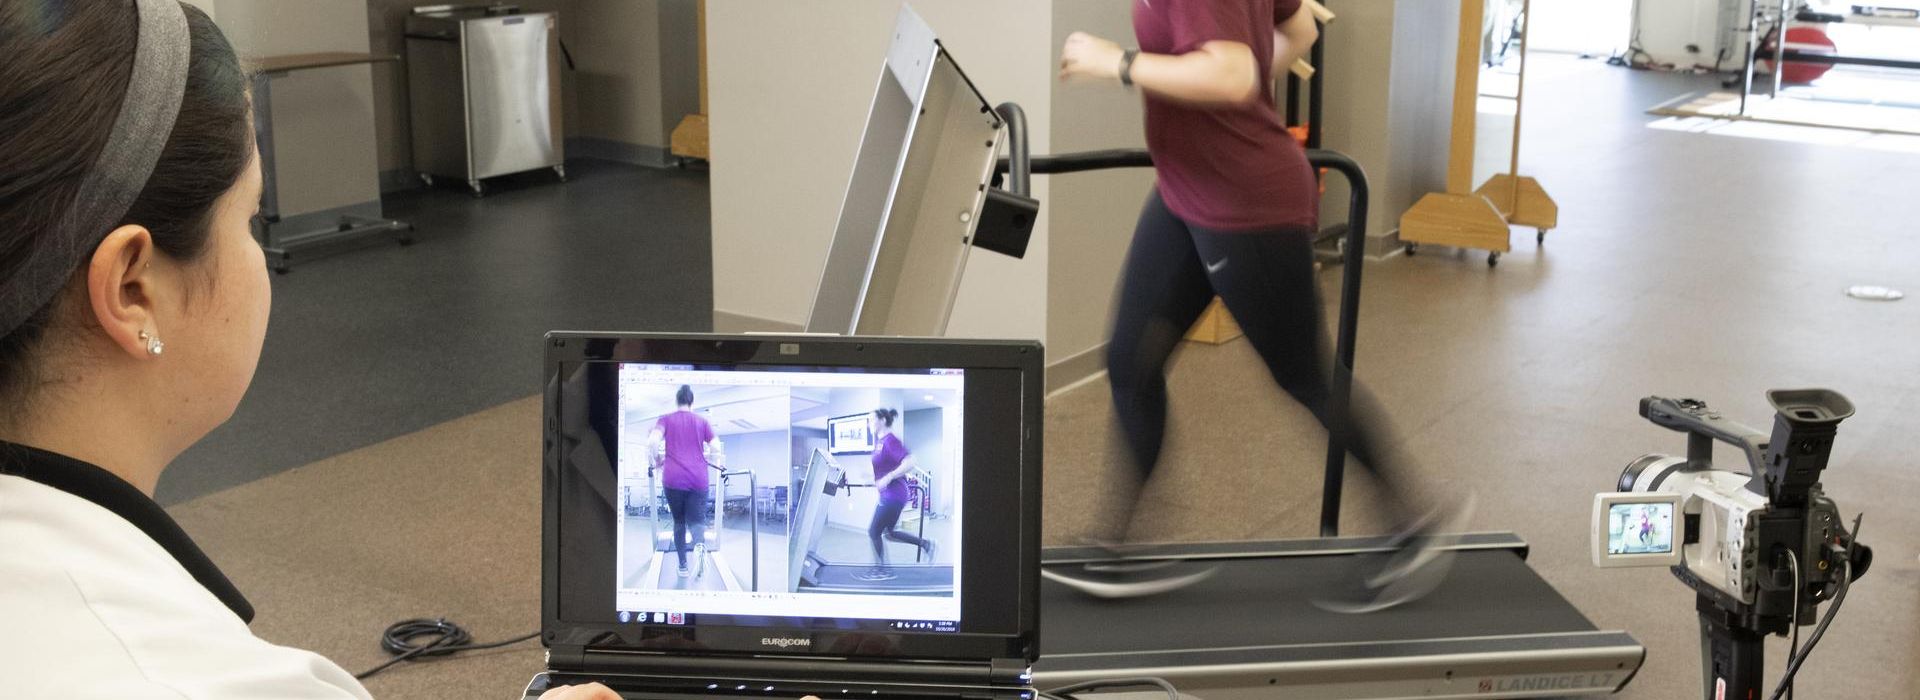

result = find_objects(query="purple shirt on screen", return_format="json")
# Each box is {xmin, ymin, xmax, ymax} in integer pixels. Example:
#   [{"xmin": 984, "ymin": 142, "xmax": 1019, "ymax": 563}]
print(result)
[
  {"xmin": 658, "ymin": 410, "xmax": 714, "ymax": 491},
  {"xmin": 871, "ymin": 433, "xmax": 912, "ymax": 506}
]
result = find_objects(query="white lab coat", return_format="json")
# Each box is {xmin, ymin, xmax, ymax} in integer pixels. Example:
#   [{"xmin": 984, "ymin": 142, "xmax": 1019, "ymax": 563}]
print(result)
[{"xmin": 0, "ymin": 475, "xmax": 373, "ymax": 699}]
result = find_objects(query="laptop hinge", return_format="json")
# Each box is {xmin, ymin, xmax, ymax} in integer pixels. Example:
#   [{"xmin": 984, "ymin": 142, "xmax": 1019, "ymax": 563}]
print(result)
[
  {"xmin": 549, "ymin": 645, "xmax": 588, "ymax": 671},
  {"xmin": 568, "ymin": 650, "xmax": 1024, "ymax": 687},
  {"xmin": 989, "ymin": 658, "xmax": 1032, "ymax": 687}
]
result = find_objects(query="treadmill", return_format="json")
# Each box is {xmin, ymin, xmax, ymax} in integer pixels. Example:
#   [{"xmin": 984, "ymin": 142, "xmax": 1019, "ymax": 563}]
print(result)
[
  {"xmin": 1003, "ymin": 149, "xmax": 1642, "ymax": 698},
  {"xmin": 1035, "ymin": 535, "xmax": 1642, "ymax": 698},
  {"xmin": 805, "ymin": 9, "xmax": 1644, "ymax": 697},
  {"xmin": 634, "ymin": 461, "xmax": 762, "ymax": 592},
  {"xmin": 788, "ymin": 448, "xmax": 953, "ymax": 595}
]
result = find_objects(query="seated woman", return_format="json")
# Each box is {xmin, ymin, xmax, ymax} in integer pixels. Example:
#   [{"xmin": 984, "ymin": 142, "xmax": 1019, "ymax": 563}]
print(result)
[{"xmin": 0, "ymin": 2, "xmax": 613, "ymax": 697}]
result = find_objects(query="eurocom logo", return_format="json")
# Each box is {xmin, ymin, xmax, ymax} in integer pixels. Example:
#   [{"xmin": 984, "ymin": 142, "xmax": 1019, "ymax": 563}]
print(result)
[{"xmin": 761, "ymin": 637, "xmax": 811, "ymax": 649}]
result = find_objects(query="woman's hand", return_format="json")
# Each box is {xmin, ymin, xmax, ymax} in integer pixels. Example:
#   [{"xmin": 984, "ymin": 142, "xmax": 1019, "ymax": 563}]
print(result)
[
  {"xmin": 1059, "ymin": 31, "xmax": 1125, "ymax": 83},
  {"xmin": 538, "ymin": 683, "xmax": 621, "ymax": 700}
]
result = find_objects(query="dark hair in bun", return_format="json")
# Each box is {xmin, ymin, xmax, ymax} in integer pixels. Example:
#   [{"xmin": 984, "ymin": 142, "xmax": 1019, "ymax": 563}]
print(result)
[
  {"xmin": 872, "ymin": 407, "xmax": 898, "ymax": 427},
  {"xmin": 676, "ymin": 385, "xmax": 695, "ymax": 407}
]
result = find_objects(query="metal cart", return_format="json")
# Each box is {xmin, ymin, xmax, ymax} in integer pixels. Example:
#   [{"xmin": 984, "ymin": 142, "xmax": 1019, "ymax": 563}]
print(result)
[{"xmin": 405, "ymin": 4, "xmax": 565, "ymax": 197}]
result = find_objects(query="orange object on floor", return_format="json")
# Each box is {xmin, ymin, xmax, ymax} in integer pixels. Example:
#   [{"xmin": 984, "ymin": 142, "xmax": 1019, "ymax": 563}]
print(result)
[{"xmin": 1185, "ymin": 297, "xmax": 1243, "ymax": 344}]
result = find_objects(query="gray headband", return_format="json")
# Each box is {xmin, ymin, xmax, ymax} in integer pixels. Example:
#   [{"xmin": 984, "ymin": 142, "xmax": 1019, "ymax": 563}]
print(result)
[{"xmin": 0, "ymin": 0, "xmax": 191, "ymax": 338}]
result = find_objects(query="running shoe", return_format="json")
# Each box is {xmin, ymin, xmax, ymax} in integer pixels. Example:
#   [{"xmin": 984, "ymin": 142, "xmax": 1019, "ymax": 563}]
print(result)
[
  {"xmin": 1042, "ymin": 539, "xmax": 1219, "ymax": 599},
  {"xmin": 1314, "ymin": 493, "xmax": 1477, "ymax": 614}
]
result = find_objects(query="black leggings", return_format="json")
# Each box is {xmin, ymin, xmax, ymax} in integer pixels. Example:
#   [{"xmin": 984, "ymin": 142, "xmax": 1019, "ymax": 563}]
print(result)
[
  {"xmin": 1106, "ymin": 190, "xmax": 1409, "ymax": 518},
  {"xmin": 869, "ymin": 500, "xmax": 928, "ymax": 565},
  {"xmin": 664, "ymin": 487, "xmax": 706, "ymax": 569}
]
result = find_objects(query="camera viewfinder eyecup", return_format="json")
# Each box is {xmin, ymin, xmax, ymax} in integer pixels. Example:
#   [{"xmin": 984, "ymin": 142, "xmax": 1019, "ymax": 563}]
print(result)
[{"xmin": 1758, "ymin": 389, "xmax": 1854, "ymax": 507}]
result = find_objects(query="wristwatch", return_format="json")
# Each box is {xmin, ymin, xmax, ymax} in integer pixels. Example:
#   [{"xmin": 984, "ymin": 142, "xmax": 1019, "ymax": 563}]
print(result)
[{"xmin": 1119, "ymin": 49, "xmax": 1139, "ymax": 87}]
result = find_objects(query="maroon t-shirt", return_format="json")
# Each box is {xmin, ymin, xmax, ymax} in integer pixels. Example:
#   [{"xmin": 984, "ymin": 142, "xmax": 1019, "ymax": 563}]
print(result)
[{"xmin": 1133, "ymin": 0, "xmax": 1316, "ymax": 231}]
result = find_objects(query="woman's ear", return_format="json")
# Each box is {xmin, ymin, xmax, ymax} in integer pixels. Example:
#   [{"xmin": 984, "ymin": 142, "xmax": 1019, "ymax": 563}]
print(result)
[{"xmin": 85, "ymin": 224, "xmax": 163, "ymax": 360}]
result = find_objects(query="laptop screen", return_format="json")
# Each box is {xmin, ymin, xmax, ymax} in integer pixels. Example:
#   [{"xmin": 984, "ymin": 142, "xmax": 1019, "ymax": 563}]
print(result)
[
  {"xmin": 613, "ymin": 363, "xmax": 965, "ymax": 630},
  {"xmin": 543, "ymin": 334, "xmax": 1040, "ymax": 662}
]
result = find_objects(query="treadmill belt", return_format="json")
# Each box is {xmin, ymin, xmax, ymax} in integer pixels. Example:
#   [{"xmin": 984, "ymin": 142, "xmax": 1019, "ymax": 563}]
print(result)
[
  {"xmin": 808, "ymin": 564, "xmax": 953, "ymax": 593},
  {"xmin": 1041, "ymin": 549, "xmax": 1596, "ymax": 655},
  {"xmin": 656, "ymin": 553, "xmax": 729, "ymax": 591}
]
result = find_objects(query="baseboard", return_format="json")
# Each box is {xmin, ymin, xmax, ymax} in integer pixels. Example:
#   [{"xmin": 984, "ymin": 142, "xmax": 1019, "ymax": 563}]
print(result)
[
  {"xmin": 568, "ymin": 137, "xmax": 672, "ymax": 168},
  {"xmin": 1366, "ymin": 229, "xmax": 1405, "ymax": 258},
  {"xmin": 267, "ymin": 200, "xmax": 387, "ymax": 237},
  {"xmin": 379, "ymin": 169, "xmax": 420, "ymax": 194},
  {"xmin": 1047, "ymin": 342, "xmax": 1108, "ymax": 395},
  {"xmin": 711, "ymin": 309, "xmax": 805, "ymax": 334}
]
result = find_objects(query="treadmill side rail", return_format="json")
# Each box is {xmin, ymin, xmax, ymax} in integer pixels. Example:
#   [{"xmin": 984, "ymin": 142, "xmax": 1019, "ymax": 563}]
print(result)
[
  {"xmin": 1041, "ymin": 531, "xmax": 1530, "ymax": 565},
  {"xmin": 1035, "ymin": 536, "xmax": 1644, "ymax": 698},
  {"xmin": 1034, "ymin": 631, "xmax": 1644, "ymax": 699}
]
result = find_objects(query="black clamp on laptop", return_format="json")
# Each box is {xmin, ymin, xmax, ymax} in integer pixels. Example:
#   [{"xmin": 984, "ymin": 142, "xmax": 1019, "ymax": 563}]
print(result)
[{"xmin": 527, "ymin": 332, "xmax": 1043, "ymax": 699}]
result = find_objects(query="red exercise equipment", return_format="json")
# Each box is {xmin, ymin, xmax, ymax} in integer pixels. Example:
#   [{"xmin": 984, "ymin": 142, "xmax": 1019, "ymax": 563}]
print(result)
[{"xmin": 1763, "ymin": 26, "xmax": 1839, "ymax": 84}]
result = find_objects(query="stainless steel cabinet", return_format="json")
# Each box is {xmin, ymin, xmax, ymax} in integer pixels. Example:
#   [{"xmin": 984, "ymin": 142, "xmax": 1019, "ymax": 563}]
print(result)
[{"xmin": 406, "ymin": 6, "xmax": 564, "ymax": 197}]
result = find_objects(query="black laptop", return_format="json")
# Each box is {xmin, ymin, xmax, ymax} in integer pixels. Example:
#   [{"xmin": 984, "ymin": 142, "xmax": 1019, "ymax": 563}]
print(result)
[{"xmin": 525, "ymin": 332, "xmax": 1043, "ymax": 699}]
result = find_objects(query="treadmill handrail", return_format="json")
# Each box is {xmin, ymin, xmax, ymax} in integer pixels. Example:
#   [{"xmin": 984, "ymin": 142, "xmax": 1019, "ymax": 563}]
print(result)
[
  {"xmin": 993, "ymin": 102, "xmax": 1030, "ymax": 197},
  {"xmin": 715, "ymin": 465, "xmax": 759, "ymax": 592},
  {"xmin": 992, "ymin": 147, "xmax": 1371, "ymax": 537}
]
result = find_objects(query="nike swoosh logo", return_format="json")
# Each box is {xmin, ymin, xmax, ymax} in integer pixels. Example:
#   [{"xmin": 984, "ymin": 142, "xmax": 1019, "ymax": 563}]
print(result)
[{"xmin": 1205, "ymin": 258, "xmax": 1228, "ymax": 274}]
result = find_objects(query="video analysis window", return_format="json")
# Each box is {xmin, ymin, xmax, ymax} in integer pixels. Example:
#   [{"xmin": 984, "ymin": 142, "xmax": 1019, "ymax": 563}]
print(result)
[{"xmin": 615, "ymin": 364, "xmax": 963, "ymax": 629}]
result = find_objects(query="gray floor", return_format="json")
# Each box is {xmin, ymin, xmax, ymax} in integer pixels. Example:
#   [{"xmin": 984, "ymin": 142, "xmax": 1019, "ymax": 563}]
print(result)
[{"xmin": 158, "ymin": 161, "xmax": 712, "ymax": 504}]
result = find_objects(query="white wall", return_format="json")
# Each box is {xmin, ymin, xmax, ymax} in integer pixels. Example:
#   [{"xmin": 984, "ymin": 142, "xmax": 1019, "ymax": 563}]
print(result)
[
  {"xmin": 1046, "ymin": 0, "xmax": 1152, "ymax": 373},
  {"xmin": 1385, "ymin": 0, "xmax": 1460, "ymax": 233},
  {"xmin": 568, "ymin": 0, "xmax": 663, "ymax": 148},
  {"xmin": 1529, "ymin": 0, "xmax": 1633, "ymax": 56},
  {"xmin": 1318, "ymin": 0, "xmax": 1401, "ymax": 242},
  {"xmin": 211, "ymin": 0, "xmax": 381, "ymax": 217},
  {"xmin": 791, "ymin": 427, "xmax": 828, "ymax": 467},
  {"xmin": 716, "ymin": 429, "xmax": 789, "ymax": 506},
  {"xmin": 1634, "ymin": 0, "xmax": 1731, "ymax": 67},
  {"xmin": 1313, "ymin": 0, "xmax": 1461, "ymax": 247},
  {"xmin": 708, "ymin": 0, "xmax": 1050, "ymax": 347},
  {"xmin": 903, "ymin": 406, "xmax": 957, "ymax": 516},
  {"xmin": 1512, "ymin": 0, "xmax": 1718, "ymax": 64}
]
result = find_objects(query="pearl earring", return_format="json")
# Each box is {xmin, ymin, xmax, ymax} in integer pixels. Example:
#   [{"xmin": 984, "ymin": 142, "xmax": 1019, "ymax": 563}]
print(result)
[{"xmin": 138, "ymin": 330, "xmax": 164, "ymax": 357}]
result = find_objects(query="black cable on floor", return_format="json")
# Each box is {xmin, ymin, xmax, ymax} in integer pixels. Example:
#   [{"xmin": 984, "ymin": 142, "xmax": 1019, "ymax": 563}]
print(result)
[
  {"xmin": 1041, "ymin": 676, "xmax": 1180, "ymax": 700},
  {"xmin": 353, "ymin": 618, "xmax": 540, "ymax": 680}
]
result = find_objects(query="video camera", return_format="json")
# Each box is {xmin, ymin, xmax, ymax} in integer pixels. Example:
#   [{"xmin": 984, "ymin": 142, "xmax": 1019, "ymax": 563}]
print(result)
[{"xmin": 1591, "ymin": 389, "xmax": 1871, "ymax": 700}]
